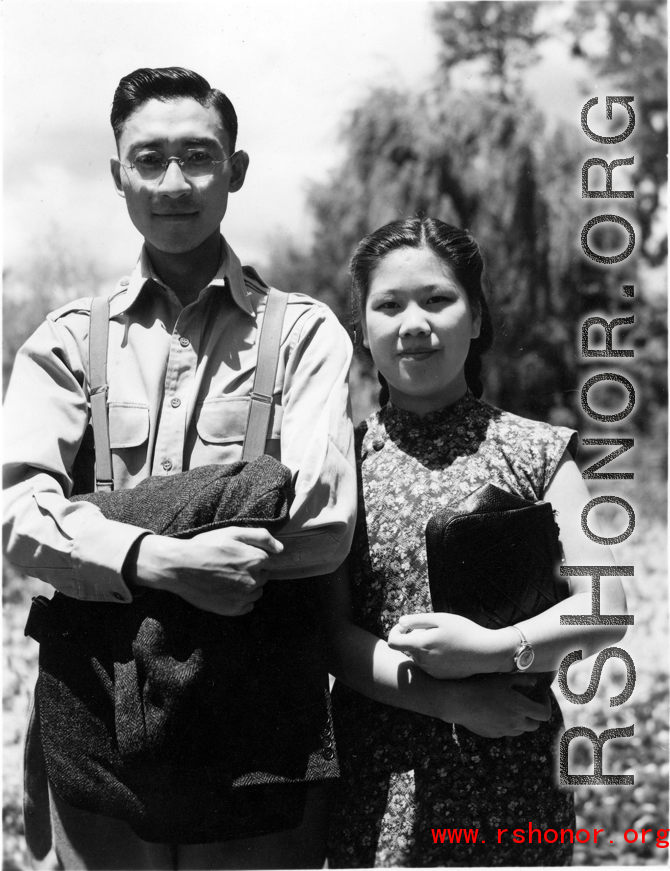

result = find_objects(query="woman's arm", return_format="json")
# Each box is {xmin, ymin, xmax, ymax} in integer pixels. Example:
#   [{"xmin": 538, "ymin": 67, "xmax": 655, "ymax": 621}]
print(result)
[
  {"xmin": 324, "ymin": 563, "xmax": 553, "ymax": 738},
  {"xmin": 387, "ymin": 453, "xmax": 628, "ymax": 678}
]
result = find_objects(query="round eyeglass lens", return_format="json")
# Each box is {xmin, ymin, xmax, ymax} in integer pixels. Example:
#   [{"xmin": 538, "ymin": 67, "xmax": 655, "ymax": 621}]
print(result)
[{"xmin": 130, "ymin": 152, "xmax": 221, "ymax": 180}]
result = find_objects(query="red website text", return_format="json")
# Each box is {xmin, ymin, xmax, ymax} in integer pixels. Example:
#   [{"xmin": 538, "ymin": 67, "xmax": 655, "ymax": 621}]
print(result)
[{"xmin": 430, "ymin": 824, "xmax": 670, "ymax": 848}]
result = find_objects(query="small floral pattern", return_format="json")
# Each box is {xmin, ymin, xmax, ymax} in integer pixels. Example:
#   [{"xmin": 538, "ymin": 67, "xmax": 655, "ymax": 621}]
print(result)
[{"xmin": 328, "ymin": 393, "xmax": 577, "ymax": 867}]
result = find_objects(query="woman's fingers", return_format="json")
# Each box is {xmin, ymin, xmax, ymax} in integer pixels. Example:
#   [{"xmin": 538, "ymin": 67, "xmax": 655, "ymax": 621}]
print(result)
[
  {"xmin": 388, "ymin": 624, "xmax": 431, "ymax": 652},
  {"xmin": 397, "ymin": 613, "xmax": 441, "ymax": 631},
  {"xmin": 522, "ymin": 694, "xmax": 552, "ymax": 722}
]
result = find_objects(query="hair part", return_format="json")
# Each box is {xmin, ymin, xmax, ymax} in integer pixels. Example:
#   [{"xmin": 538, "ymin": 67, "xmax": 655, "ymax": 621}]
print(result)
[
  {"xmin": 111, "ymin": 67, "xmax": 238, "ymax": 152},
  {"xmin": 350, "ymin": 216, "xmax": 494, "ymax": 403}
]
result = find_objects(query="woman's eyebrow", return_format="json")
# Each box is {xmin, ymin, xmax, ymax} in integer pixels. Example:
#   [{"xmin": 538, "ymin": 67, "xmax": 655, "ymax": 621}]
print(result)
[{"xmin": 370, "ymin": 284, "xmax": 452, "ymax": 296}]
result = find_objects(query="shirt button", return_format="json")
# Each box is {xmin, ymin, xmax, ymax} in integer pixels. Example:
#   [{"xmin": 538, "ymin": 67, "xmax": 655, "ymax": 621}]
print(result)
[
  {"xmin": 162, "ymin": 459, "xmax": 173, "ymax": 472},
  {"xmin": 119, "ymin": 277, "xmax": 129, "ymax": 287},
  {"xmin": 171, "ymin": 398, "xmax": 181, "ymax": 408},
  {"xmin": 372, "ymin": 436, "xmax": 385, "ymax": 451},
  {"xmin": 112, "ymin": 592, "xmax": 124, "ymax": 601},
  {"xmin": 179, "ymin": 336, "xmax": 189, "ymax": 347}
]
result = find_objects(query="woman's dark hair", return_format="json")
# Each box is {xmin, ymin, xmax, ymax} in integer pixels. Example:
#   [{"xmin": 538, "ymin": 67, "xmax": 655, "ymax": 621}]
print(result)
[
  {"xmin": 111, "ymin": 67, "xmax": 238, "ymax": 152},
  {"xmin": 350, "ymin": 216, "xmax": 494, "ymax": 403}
]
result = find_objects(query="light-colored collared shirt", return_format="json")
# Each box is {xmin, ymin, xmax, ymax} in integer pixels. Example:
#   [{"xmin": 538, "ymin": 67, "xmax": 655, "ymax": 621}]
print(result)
[{"xmin": 3, "ymin": 239, "xmax": 356, "ymax": 603}]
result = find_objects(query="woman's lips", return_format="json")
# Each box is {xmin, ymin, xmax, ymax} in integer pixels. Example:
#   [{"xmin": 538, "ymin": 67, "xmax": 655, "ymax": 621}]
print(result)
[{"xmin": 398, "ymin": 349, "xmax": 436, "ymax": 359}]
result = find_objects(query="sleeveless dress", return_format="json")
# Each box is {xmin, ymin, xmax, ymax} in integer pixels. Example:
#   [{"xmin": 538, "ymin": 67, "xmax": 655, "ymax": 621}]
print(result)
[{"xmin": 328, "ymin": 392, "xmax": 577, "ymax": 867}]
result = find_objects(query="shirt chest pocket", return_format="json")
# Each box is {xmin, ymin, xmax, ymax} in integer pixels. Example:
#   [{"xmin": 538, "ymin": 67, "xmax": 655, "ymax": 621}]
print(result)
[
  {"xmin": 108, "ymin": 402, "xmax": 150, "ymax": 484},
  {"xmin": 194, "ymin": 397, "xmax": 283, "ymax": 463}
]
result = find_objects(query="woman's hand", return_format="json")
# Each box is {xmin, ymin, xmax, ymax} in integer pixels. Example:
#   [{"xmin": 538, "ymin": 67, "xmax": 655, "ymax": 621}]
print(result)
[
  {"xmin": 439, "ymin": 672, "xmax": 552, "ymax": 738},
  {"xmin": 388, "ymin": 612, "xmax": 515, "ymax": 679}
]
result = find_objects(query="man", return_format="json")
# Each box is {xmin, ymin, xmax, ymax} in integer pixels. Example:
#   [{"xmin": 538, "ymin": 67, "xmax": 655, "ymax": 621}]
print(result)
[{"xmin": 4, "ymin": 67, "xmax": 355, "ymax": 869}]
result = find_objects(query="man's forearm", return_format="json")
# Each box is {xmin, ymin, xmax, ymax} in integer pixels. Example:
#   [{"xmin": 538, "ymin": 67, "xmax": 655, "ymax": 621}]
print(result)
[{"xmin": 3, "ymin": 472, "xmax": 146, "ymax": 603}]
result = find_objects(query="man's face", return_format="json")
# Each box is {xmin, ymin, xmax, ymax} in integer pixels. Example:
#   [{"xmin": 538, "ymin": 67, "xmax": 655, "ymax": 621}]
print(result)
[{"xmin": 110, "ymin": 98, "xmax": 248, "ymax": 255}]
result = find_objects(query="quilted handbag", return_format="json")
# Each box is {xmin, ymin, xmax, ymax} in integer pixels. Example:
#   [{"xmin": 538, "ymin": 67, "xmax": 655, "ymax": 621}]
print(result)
[{"xmin": 425, "ymin": 483, "xmax": 569, "ymax": 700}]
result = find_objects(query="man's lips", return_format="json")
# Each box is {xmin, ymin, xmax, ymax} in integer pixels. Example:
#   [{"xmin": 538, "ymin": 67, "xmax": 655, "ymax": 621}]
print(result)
[{"xmin": 153, "ymin": 211, "xmax": 198, "ymax": 218}]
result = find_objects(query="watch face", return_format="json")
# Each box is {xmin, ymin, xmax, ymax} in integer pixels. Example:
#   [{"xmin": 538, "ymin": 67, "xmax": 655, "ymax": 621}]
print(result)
[{"xmin": 517, "ymin": 647, "xmax": 535, "ymax": 670}]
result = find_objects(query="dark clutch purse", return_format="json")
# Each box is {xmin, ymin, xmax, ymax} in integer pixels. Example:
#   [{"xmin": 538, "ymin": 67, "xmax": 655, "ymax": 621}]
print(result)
[{"xmin": 425, "ymin": 483, "xmax": 569, "ymax": 700}]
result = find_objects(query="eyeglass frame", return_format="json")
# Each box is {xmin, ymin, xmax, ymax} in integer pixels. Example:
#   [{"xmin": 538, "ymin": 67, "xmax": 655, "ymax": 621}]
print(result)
[{"xmin": 120, "ymin": 150, "xmax": 240, "ymax": 181}]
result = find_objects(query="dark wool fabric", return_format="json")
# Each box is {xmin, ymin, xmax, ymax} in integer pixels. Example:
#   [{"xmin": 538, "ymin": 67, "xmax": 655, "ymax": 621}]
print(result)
[
  {"xmin": 30, "ymin": 456, "xmax": 338, "ymax": 845},
  {"xmin": 70, "ymin": 456, "xmax": 294, "ymax": 536}
]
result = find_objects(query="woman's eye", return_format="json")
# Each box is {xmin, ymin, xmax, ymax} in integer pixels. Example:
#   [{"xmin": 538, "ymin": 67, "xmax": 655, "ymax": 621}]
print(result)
[
  {"xmin": 376, "ymin": 301, "xmax": 400, "ymax": 311},
  {"xmin": 427, "ymin": 295, "xmax": 450, "ymax": 305}
]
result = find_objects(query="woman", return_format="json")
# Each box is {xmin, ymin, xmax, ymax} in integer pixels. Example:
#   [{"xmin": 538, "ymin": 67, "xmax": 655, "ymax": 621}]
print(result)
[{"xmin": 325, "ymin": 217, "xmax": 627, "ymax": 867}]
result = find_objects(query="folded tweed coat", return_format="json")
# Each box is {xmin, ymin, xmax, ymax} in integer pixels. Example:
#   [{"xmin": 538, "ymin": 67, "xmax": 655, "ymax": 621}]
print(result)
[{"xmin": 27, "ymin": 455, "xmax": 338, "ymax": 847}]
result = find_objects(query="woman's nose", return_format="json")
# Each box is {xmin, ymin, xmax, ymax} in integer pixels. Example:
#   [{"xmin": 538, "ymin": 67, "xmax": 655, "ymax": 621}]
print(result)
[{"xmin": 399, "ymin": 304, "xmax": 431, "ymax": 336}]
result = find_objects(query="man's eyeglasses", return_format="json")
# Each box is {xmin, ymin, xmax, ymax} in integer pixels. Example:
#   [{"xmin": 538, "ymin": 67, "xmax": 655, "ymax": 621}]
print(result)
[{"xmin": 121, "ymin": 150, "xmax": 238, "ymax": 181}]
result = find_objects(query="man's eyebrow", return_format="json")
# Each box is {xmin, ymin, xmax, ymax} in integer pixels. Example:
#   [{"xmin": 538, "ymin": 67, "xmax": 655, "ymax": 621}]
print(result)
[{"xmin": 129, "ymin": 137, "xmax": 223, "ymax": 151}]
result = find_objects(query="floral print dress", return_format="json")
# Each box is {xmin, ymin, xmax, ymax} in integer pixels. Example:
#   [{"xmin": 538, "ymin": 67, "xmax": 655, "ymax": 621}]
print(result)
[{"xmin": 328, "ymin": 392, "xmax": 577, "ymax": 868}]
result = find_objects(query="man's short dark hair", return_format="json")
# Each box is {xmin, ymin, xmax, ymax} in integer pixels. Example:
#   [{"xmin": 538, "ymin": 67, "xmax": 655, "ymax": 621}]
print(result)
[{"xmin": 111, "ymin": 67, "xmax": 238, "ymax": 151}]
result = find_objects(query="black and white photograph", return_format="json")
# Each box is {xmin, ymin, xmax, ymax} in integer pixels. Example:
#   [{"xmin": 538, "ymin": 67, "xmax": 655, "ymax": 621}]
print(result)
[{"xmin": 3, "ymin": 1, "xmax": 667, "ymax": 869}]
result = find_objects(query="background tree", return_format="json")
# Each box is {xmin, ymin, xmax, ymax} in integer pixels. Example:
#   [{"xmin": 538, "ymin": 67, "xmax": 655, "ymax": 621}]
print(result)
[
  {"xmin": 567, "ymin": 0, "xmax": 667, "ymax": 265},
  {"xmin": 3, "ymin": 227, "xmax": 103, "ymax": 395},
  {"xmin": 269, "ymin": 0, "xmax": 666, "ymax": 440}
]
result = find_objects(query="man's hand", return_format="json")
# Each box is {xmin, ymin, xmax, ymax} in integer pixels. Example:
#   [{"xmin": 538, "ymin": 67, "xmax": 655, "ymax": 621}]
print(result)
[
  {"xmin": 439, "ymin": 673, "xmax": 552, "ymax": 738},
  {"xmin": 125, "ymin": 527, "xmax": 283, "ymax": 616},
  {"xmin": 388, "ymin": 612, "xmax": 516, "ymax": 679}
]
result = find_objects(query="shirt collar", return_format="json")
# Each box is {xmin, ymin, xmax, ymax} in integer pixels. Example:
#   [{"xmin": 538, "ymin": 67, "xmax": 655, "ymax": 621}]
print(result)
[{"xmin": 109, "ymin": 236, "xmax": 254, "ymax": 317}]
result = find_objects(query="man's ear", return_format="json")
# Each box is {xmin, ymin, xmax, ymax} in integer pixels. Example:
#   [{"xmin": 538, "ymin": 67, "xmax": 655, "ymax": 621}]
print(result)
[
  {"xmin": 110, "ymin": 157, "xmax": 125, "ymax": 198},
  {"xmin": 228, "ymin": 151, "xmax": 250, "ymax": 193}
]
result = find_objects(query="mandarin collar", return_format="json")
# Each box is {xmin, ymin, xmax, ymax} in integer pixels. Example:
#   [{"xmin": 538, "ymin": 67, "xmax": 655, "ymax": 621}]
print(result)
[
  {"xmin": 379, "ymin": 390, "xmax": 479, "ymax": 437},
  {"xmin": 109, "ymin": 236, "xmax": 255, "ymax": 317}
]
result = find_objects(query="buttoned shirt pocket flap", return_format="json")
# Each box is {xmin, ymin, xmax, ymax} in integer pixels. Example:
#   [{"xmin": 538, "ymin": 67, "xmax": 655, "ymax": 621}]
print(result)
[
  {"xmin": 196, "ymin": 397, "xmax": 283, "ymax": 444},
  {"xmin": 108, "ymin": 403, "xmax": 150, "ymax": 448}
]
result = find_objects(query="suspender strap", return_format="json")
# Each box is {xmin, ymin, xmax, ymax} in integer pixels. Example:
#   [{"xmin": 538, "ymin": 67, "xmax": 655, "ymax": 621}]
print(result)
[
  {"xmin": 89, "ymin": 296, "xmax": 114, "ymax": 492},
  {"xmin": 88, "ymin": 287, "xmax": 287, "ymax": 482},
  {"xmin": 242, "ymin": 288, "xmax": 289, "ymax": 461}
]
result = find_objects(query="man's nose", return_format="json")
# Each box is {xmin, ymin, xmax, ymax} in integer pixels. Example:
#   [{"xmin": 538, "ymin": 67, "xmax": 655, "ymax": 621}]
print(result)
[
  {"xmin": 400, "ymin": 304, "xmax": 431, "ymax": 336},
  {"xmin": 158, "ymin": 160, "xmax": 192, "ymax": 197}
]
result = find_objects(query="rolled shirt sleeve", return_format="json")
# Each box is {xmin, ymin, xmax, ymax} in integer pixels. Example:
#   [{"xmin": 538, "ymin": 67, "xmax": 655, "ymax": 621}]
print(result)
[
  {"xmin": 271, "ymin": 301, "xmax": 357, "ymax": 578},
  {"xmin": 3, "ymin": 316, "xmax": 147, "ymax": 603}
]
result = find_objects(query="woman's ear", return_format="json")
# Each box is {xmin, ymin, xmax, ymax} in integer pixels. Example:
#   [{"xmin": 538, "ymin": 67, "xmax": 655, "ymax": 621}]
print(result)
[
  {"xmin": 361, "ymin": 320, "xmax": 370, "ymax": 349},
  {"xmin": 470, "ymin": 309, "xmax": 481, "ymax": 340}
]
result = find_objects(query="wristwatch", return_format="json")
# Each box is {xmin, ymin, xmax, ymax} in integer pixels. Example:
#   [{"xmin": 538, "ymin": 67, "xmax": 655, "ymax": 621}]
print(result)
[{"xmin": 510, "ymin": 625, "xmax": 535, "ymax": 672}]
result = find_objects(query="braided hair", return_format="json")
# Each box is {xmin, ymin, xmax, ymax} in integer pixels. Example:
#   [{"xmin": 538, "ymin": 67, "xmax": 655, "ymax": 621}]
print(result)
[{"xmin": 350, "ymin": 217, "xmax": 494, "ymax": 404}]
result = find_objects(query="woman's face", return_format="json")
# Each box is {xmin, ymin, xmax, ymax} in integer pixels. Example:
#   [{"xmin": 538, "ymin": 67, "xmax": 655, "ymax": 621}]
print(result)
[{"xmin": 362, "ymin": 245, "xmax": 481, "ymax": 415}]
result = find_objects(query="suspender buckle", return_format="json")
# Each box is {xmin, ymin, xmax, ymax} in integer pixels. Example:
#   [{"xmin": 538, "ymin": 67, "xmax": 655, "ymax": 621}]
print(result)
[{"xmin": 250, "ymin": 391, "xmax": 273, "ymax": 405}]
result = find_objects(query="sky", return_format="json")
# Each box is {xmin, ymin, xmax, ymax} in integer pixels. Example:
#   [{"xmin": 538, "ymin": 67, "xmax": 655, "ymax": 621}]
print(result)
[{"xmin": 4, "ymin": 0, "xmax": 589, "ymax": 282}]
